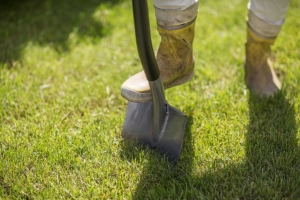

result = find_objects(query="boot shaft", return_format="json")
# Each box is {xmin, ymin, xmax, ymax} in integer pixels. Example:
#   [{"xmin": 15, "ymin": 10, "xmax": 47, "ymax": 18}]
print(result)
[
  {"xmin": 245, "ymin": 27, "xmax": 275, "ymax": 68},
  {"xmin": 245, "ymin": 10, "xmax": 281, "ymax": 69}
]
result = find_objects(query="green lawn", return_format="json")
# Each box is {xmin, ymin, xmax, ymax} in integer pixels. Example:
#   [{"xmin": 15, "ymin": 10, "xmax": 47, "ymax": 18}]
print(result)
[{"xmin": 1, "ymin": 0, "xmax": 299, "ymax": 199}]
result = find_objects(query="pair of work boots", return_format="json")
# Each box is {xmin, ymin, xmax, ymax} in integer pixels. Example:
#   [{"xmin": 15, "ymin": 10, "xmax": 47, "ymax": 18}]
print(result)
[{"xmin": 121, "ymin": 5, "xmax": 281, "ymax": 102}]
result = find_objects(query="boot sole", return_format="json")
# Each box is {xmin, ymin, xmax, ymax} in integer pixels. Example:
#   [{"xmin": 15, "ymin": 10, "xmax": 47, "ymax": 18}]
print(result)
[{"xmin": 121, "ymin": 71, "xmax": 194, "ymax": 102}]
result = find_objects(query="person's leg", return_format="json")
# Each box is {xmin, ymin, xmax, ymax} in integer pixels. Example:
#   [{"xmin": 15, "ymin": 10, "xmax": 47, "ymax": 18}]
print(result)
[
  {"xmin": 121, "ymin": 1, "xmax": 198, "ymax": 102},
  {"xmin": 245, "ymin": 0, "xmax": 290, "ymax": 96}
]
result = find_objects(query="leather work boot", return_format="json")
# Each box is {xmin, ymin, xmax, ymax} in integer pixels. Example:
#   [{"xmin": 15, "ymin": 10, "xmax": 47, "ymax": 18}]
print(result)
[
  {"xmin": 121, "ymin": 3, "xmax": 198, "ymax": 102},
  {"xmin": 245, "ymin": 11, "xmax": 282, "ymax": 97}
]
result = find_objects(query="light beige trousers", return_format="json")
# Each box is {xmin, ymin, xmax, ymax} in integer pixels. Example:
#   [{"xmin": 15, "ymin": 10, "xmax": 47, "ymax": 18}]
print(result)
[{"xmin": 152, "ymin": 0, "xmax": 290, "ymax": 25}]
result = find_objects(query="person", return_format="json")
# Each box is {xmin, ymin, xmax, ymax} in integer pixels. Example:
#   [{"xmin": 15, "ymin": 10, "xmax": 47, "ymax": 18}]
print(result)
[{"xmin": 121, "ymin": 0, "xmax": 290, "ymax": 102}]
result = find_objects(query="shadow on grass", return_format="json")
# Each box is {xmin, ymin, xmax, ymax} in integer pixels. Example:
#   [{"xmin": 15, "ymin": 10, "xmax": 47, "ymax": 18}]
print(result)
[
  {"xmin": 0, "ymin": 0, "xmax": 122, "ymax": 65},
  {"xmin": 243, "ymin": 92, "xmax": 300, "ymax": 198},
  {"xmin": 121, "ymin": 91, "xmax": 300, "ymax": 199},
  {"xmin": 194, "ymin": 91, "xmax": 300, "ymax": 199}
]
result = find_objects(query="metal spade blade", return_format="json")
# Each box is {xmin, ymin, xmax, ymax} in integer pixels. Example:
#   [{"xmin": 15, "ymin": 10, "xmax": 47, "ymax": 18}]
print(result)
[{"xmin": 122, "ymin": 101, "xmax": 187, "ymax": 162}]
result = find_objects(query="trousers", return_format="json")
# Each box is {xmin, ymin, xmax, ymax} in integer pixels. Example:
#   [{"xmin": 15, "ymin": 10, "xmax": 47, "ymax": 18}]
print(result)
[{"xmin": 152, "ymin": 0, "xmax": 290, "ymax": 25}]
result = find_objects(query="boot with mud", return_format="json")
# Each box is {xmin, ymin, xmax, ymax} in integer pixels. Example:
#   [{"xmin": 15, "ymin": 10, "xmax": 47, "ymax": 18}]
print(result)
[
  {"xmin": 121, "ymin": 2, "xmax": 198, "ymax": 102},
  {"xmin": 245, "ymin": 11, "xmax": 282, "ymax": 97}
]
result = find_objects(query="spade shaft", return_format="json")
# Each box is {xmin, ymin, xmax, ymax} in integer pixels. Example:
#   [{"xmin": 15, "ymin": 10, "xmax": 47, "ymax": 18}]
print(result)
[
  {"xmin": 132, "ymin": 0, "xmax": 159, "ymax": 81},
  {"xmin": 132, "ymin": 0, "xmax": 166, "ymax": 147}
]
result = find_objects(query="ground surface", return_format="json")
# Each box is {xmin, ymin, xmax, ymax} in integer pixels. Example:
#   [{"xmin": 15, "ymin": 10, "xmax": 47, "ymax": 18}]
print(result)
[{"xmin": 0, "ymin": 0, "xmax": 300, "ymax": 199}]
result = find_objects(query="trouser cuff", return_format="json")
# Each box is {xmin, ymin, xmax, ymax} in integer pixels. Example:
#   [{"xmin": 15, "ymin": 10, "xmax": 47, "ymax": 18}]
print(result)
[
  {"xmin": 154, "ymin": 2, "xmax": 198, "ymax": 29},
  {"xmin": 247, "ymin": 10, "xmax": 282, "ymax": 38}
]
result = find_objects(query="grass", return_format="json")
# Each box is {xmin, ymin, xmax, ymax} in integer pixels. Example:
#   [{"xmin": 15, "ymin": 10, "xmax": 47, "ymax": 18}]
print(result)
[{"xmin": 0, "ymin": 0, "xmax": 300, "ymax": 199}]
